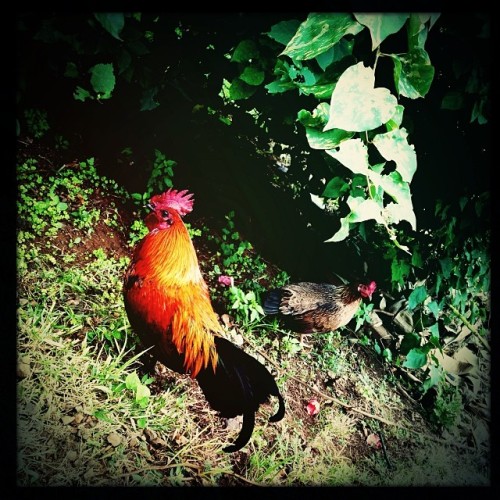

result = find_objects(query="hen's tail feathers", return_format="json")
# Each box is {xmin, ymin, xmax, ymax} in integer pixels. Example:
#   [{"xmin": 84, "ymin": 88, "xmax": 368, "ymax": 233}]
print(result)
[
  {"xmin": 195, "ymin": 336, "xmax": 285, "ymax": 452},
  {"xmin": 262, "ymin": 289, "xmax": 283, "ymax": 315}
]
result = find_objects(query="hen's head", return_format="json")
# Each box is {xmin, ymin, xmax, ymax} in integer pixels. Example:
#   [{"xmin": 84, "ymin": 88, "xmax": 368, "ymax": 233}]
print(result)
[
  {"xmin": 149, "ymin": 189, "xmax": 194, "ymax": 217},
  {"xmin": 358, "ymin": 281, "xmax": 377, "ymax": 299}
]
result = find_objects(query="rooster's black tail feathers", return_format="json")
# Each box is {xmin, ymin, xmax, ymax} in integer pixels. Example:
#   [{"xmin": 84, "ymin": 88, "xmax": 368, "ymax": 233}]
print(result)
[{"xmin": 196, "ymin": 336, "xmax": 285, "ymax": 452}]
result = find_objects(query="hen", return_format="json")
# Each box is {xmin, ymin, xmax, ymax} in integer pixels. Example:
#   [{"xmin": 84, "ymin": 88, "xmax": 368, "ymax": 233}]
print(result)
[
  {"xmin": 263, "ymin": 280, "xmax": 377, "ymax": 342},
  {"xmin": 123, "ymin": 189, "xmax": 285, "ymax": 452}
]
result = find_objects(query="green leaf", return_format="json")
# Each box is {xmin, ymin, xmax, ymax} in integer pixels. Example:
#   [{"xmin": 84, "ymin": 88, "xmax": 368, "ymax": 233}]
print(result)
[
  {"xmin": 265, "ymin": 79, "xmax": 295, "ymax": 94},
  {"xmin": 408, "ymin": 285, "xmax": 427, "ymax": 310},
  {"xmin": 94, "ymin": 409, "xmax": 113, "ymax": 423},
  {"xmin": 427, "ymin": 300, "xmax": 440, "ymax": 318},
  {"xmin": 354, "ymin": 13, "xmax": 409, "ymax": 50},
  {"xmin": 392, "ymin": 259, "xmax": 410, "ymax": 285},
  {"xmin": 392, "ymin": 48, "xmax": 435, "ymax": 99},
  {"xmin": 232, "ymin": 39, "xmax": 259, "ymax": 63},
  {"xmin": 386, "ymin": 105, "xmax": 405, "ymax": 130},
  {"xmin": 64, "ymin": 62, "xmax": 78, "ymax": 78},
  {"xmin": 267, "ymin": 19, "xmax": 302, "ymax": 45},
  {"xmin": 322, "ymin": 177, "xmax": 349, "ymax": 198},
  {"xmin": 74, "ymin": 86, "xmax": 91, "ymax": 102},
  {"xmin": 239, "ymin": 66, "xmax": 265, "ymax": 86},
  {"xmin": 89, "ymin": 63, "xmax": 115, "ymax": 99},
  {"xmin": 324, "ymin": 62, "xmax": 398, "ymax": 132},
  {"xmin": 411, "ymin": 247, "xmax": 423, "ymax": 267},
  {"xmin": 326, "ymin": 138, "xmax": 369, "ymax": 175},
  {"xmin": 429, "ymin": 322, "xmax": 440, "ymax": 344},
  {"xmin": 281, "ymin": 13, "xmax": 363, "ymax": 61},
  {"xmin": 441, "ymin": 90, "xmax": 464, "ymax": 111},
  {"xmin": 305, "ymin": 127, "xmax": 354, "ymax": 150},
  {"xmin": 125, "ymin": 371, "xmax": 140, "ymax": 391},
  {"xmin": 137, "ymin": 417, "xmax": 147, "ymax": 429},
  {"xmin": 325, "ymin": 216, "xmax": 350, "ymax": 242},
  {"xmin": 227, "ymin": 78, "xmax": 257, "ymax": 100},
  {"xmin": 422, "ymin": 363, "xmax": 443, "ymax": 393},
  {"xmin": 403, "ymin": 347, "xmax": 428, "ymax": 369},
  {"xmin": 117, "ymin": 49, "xmax": 132, "ymax": 76},
  {"xmin": 372, "ymin": 128, "xmax": 417, "ymax": 183},
  {"xmin": 135, "ymin": 384, "xmax": 151, "ymax": 407},
  {"xmin": 439, "ymin": 257, "xmax": 452, "ymax": 279},
  {"xmin": 384, "ymin": 201, "xmax": 417, "ymax": 230},
  {"xmin": 400, "ymin": 332, "xmax": 420, "ymax": 355},
  {"xmin": 297, "ymin": 104, "xmax": 329, "ymax": 128},
  {"xmin": 316, "ymin": 39, "xmax": 354, "ymax": 71},
  {"xmin": 347, "ymin": 196, "xmax": 384, "ymax": 224},
  {"xmin": 140, "ymin": 87, "xmax": 160, "ymax": 111},
  {"xmin": 127, "ymin": 40, "xmax": 149, "ymax": 56},
  {"xmin": 94, "ymin": 13, "xmax": 125, "ymax": 40},
  {"xmin": 408, "ymin": 14, "xmax": 429, "ymax": 50},
  {"xmin": 297, "ymin": 83, "xmax": 335, "ymax": 99},
  {"xmin": 315, "ymin": 47, "xmax": 335, "ymax": 71}
]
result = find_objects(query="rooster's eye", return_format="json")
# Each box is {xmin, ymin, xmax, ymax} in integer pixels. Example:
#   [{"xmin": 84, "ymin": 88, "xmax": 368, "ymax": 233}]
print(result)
[{"xmin": 161, "ymin": 210, "xmax": 169, "ymax": 218}]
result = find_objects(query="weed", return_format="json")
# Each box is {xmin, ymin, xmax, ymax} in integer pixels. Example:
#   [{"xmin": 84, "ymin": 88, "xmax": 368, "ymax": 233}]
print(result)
[
  {"xmin": 131, "ymin": 149, "xmax": 176, "ymax": 206},
  {"xmin": 24, "ymin": 108, "xmax": 50, "ymax": 139}
]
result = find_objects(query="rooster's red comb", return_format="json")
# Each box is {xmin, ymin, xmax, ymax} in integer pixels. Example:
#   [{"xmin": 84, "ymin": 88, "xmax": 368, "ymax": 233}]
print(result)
[{"xmin": 149, "ymin": 189, "xmax": 194, "ymax": 216}]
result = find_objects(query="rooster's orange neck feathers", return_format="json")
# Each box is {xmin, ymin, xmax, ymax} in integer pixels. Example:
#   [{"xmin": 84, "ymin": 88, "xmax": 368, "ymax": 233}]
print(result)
[{"xmin": 130, "ymin": 211, "xmax": 221, "ymax": 377}]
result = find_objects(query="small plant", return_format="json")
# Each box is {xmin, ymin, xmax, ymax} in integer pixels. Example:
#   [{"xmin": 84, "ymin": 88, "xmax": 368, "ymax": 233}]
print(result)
[
  {"xmin": 54, "ymin": 134, "xmax": 69, "ymax": 150},
  {"xmin": 430, "ymin": 383, "xmax": 463, "ymax": 430},
  {"xmin": 227, "ymin": 285, "xmax": 265, "ymax": 326},
  {"xmin": 131, "ymin": 149, "xmax": 176, "ymax": 206},
  {"xmin": 23, "ymin": 108, "xmax": 50, "ymax": 139},
  {"xmin": 128, "ymin": 219, "xmax": 149, "ymax": 247}
]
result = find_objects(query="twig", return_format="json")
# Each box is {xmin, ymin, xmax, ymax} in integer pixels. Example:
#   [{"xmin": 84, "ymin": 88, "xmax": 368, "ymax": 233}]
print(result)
[
  {"xmin": 240, "ymin": 331, "xmax": 400, "ymax": 426},
  {"xmin": 373, "ymin": 309, "xmax": 396, "ymax": 317},
  {"xmin": 116, "ymin": 463, "xmax": 263, "ymax": 486},
  {"xmin": 379, "ymin": 430, "xmax": 393, "ymax": 470},
  {"xmin": 240, "ymin": 332, "xmax": 478, "ymax": 452},
  {"xmin": 449, "ymin": 304, "xmax": 490, "ymax": 352}
]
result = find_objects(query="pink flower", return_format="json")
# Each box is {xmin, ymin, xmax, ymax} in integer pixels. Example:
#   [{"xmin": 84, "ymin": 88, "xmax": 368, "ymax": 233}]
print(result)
[
  {"xmin": 306, "ymin": 398, "xmax": 320, "ymax": 416},
  {"xmin": 366, "ymin": 433, "xmax": 382, "ymax": 449},
  {"xmin": 218, "ymin": 275, "xmax": 234, "ymax": 287}
]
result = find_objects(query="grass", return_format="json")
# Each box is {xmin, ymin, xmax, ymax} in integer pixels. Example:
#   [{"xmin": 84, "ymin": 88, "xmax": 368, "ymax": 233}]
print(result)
[{"xmin": 15, "ymin": 150, "xmax": 491, "ymax": 487}]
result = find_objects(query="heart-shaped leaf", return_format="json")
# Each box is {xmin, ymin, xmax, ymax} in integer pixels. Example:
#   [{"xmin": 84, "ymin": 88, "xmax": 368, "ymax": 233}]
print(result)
[
  {"xmin": 372, "ymin": 128, "xmax": 417, "ymax": 183},
  {"xmin": 354, "ymin": 13, "xmax": 409, "ymax": 50},
  {"xmin": 281, "ymin": 13, "xmax": 363, "ymax": 61},
  {"xmin": 392, "ymin": 48, "xmax": 435, "ymax": 99},
  {"xmin": 325, "ymin": 138, "xmax": 370, "ymax": 174},
  {"xmin": 324, "ymin": 62, "xmax": 398, "ymax": 132}
]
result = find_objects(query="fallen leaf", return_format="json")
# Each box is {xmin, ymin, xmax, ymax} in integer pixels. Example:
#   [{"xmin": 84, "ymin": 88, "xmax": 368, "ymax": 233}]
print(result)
[
  {"xmin": 61, "ymin": 415, "xmax": 75, "ymax": 425},
  {"xmin": 221, "ymin": 314, "xmax": 233, "ymax": 328},
  {"xmin": 107, "ymin": 432, "xmax": 122, "ymax": 447},
  {"xmin": 472, "ymin": 420, "xmax": 489, "ymax": 447},
  {"xmin": 226, "ymin": 416, "xmax": 243, "ymax": 431}
]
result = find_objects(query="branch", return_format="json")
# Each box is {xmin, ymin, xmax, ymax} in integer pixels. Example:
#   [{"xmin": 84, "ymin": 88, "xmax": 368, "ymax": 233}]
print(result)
[{"xmin": 449, "ymin": 304, "xmax": 490, "ymax": 352}]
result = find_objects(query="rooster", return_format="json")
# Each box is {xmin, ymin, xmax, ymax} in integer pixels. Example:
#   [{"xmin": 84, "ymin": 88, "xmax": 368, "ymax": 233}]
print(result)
[
  {"xmin": 263, "ymin": 280, "xmax": 377, "ymax": 342},
  {"xmin": 123, "ymin": 189, "xmax": 285, "ymax": 452}
]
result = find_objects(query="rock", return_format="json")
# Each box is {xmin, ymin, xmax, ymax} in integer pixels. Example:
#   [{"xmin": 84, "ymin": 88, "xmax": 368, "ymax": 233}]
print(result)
[
  {"xmin": 107, "ymin": 432, "xmax": 122, "ymax": 447},
  {"xmin": 17, "ymin": 362, "xmax": 31, "ymax": 379}
]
